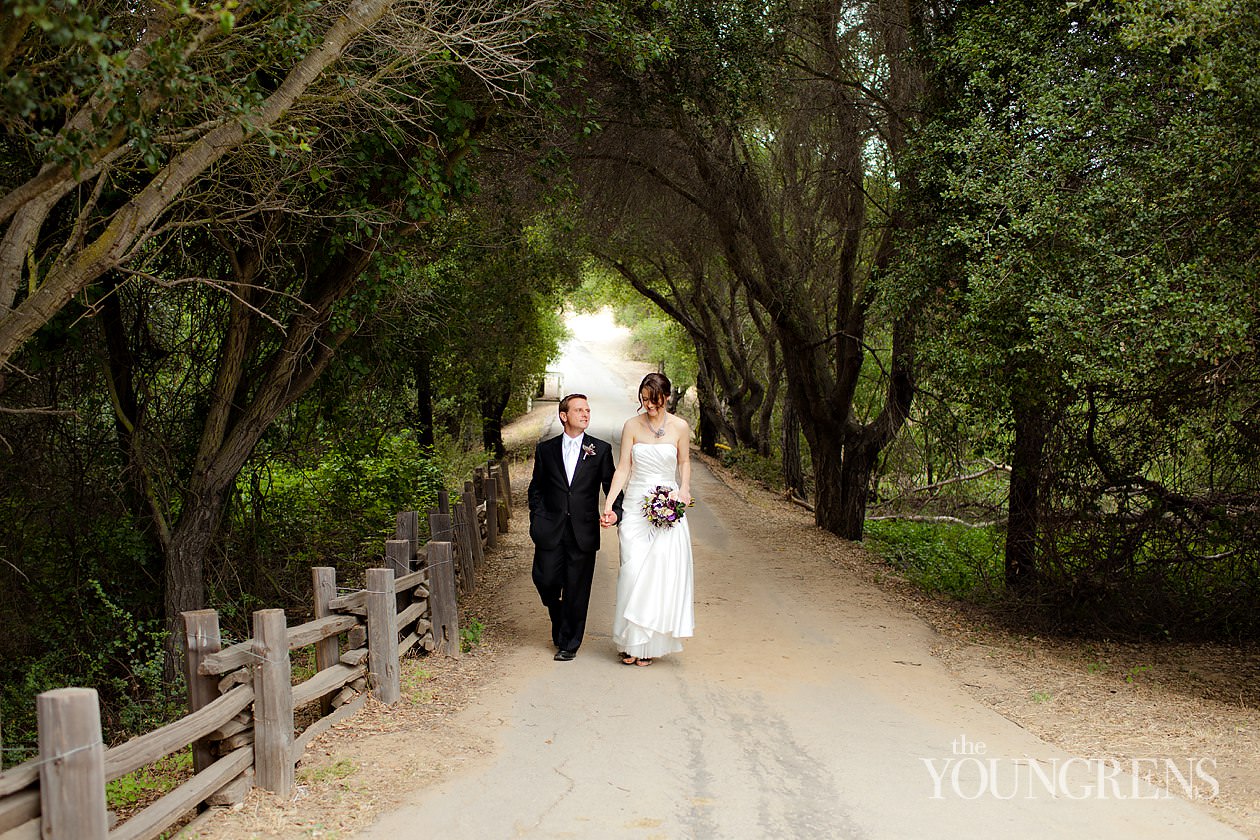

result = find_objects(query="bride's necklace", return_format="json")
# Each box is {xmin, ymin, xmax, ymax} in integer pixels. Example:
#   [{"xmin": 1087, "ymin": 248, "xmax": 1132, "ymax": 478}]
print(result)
[{"xmin": 644, "ymin": 413, "xmax": 667, "ymax": 438}]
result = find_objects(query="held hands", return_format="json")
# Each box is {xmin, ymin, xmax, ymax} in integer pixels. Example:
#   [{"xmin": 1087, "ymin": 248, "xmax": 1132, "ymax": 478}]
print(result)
[{"xmin": 600, "ymin": 510, "xmax": 619, "ymax": 528}]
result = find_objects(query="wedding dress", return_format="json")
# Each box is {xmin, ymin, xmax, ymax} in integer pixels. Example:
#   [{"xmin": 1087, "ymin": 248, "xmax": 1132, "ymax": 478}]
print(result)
[{"xmin": 612, "ymin": 442, "xmax": 695, "ymax": 659}]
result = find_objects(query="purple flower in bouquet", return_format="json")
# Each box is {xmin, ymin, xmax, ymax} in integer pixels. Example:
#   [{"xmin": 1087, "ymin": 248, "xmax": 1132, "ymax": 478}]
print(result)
[{"xmin": 641, "ymin": 485, "xmax": 691, "ymax": 528}]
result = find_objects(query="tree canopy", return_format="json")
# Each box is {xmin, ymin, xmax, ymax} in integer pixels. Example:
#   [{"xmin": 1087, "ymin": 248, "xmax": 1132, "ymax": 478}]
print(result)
[
  {"xmin": 888, "ymin": 0, "xmax": 1260, "ymax": 628},
  {"xmin": 2, "ymin": 0, "xmax": 1259, "ymax": 752}
]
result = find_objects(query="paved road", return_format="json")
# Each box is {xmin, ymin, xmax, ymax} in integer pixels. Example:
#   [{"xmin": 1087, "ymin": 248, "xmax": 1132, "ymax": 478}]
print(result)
[{"xmin": 357, "ymin": 317, "xmax": 1240, "ymax": 839}]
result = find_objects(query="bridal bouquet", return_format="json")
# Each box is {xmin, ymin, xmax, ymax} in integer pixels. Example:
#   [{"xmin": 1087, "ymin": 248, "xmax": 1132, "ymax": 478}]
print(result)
[{"xmin": 642, "ymin": 485, "xmax": 691, "ymax": 528}]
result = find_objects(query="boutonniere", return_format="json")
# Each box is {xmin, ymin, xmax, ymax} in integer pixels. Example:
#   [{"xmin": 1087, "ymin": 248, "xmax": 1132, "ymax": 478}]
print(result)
[{"xmin": 582, "ymin": 442, "xmax": 596, "ymax": 460}]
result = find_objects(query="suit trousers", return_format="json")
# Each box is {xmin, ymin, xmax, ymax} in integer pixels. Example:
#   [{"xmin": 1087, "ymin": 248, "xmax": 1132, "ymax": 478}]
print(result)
[{"xmin": 531, "ymin": 525, "xmax": 597, "ymax": 653}]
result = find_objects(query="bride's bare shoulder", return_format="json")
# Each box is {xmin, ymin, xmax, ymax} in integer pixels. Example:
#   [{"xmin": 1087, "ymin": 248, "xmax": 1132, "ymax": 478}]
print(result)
[{"xmin": 620, "ymin": 416, "xmax": 643, "ymax": 443}]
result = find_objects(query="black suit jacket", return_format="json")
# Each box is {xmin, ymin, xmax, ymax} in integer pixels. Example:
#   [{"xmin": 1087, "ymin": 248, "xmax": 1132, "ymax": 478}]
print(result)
[{"xmin": 527, "ymin": 433, "xmax": 621, "ymax": 553}]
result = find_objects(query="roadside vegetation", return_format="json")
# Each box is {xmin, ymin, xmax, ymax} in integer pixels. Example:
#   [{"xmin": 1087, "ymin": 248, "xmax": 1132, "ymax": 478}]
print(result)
[
  {"xmin": 568, "ymin": 1, "xmax": 1259, "ymax": 644},
  {"xmin": 2, "ymin": 0, "xmax": 1256, "ymax": 774}
]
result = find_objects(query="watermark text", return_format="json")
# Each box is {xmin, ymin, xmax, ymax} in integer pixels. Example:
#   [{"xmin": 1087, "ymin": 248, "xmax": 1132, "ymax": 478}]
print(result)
[{"xmin": 921, "ymin": 736, "xmax": 1218, "ymax": 801}]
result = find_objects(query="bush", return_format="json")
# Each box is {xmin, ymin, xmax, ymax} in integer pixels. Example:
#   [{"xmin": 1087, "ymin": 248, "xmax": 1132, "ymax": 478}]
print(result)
[
  {"xmin": 225, "ymin": 430, "xmax": 447, "ymax": 602},
  {"xmin": 864, "ymin": 519, "xmax": 1004, "ymax": 599},
  {"xmin": 718, "ymin": 445, "xmax": 781, "ymax": 489},
  {"xmin": 0, "ymin": 580, "xmax": 175, "ymax": 765}
]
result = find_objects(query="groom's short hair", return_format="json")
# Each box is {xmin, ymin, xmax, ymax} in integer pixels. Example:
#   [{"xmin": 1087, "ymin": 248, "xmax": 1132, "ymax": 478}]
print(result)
[{"xmin": 559, "ymin": 393, "xmax": 587, "ymax": 414}]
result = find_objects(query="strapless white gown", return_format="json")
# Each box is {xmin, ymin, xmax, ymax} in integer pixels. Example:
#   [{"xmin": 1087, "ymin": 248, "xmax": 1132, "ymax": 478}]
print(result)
[{"xmin": 612, "ymin": 443, "xmax": 695, "ymax": 659}]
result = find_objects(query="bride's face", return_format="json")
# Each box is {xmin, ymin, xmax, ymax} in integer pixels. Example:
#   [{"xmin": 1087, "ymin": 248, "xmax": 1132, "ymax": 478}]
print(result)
[{"xmin": 640, "ymin": 388, "xmax": 665, "ymax": 417}]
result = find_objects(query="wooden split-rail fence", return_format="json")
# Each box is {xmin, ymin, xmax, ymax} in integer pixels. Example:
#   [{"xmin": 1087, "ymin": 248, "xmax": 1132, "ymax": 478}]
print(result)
[{"xmin": 0, "ymin": 460, "xmax": 514, "ymax": 840}]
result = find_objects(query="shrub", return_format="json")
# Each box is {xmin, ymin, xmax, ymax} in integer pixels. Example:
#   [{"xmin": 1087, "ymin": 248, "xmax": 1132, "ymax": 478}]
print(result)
[
  {"xmin": 864, "ymin": 519, "xmax": 1004, "ymax": 599},
  {"xmin": 718, "ymin": 445, "xmax": 781, "ymax": 489}
]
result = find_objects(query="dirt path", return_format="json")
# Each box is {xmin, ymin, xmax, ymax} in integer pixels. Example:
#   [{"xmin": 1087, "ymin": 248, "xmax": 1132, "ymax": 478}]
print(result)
[{"xmin": 187, "ymin": 312, "xmax": 1258, "ymax": 839}]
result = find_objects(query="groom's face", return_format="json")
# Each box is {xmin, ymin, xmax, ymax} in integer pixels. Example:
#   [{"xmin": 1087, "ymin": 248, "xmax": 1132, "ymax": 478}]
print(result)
[{"xmin": 560, "ymin": 398, "xmax": 591, "ymax": 436}]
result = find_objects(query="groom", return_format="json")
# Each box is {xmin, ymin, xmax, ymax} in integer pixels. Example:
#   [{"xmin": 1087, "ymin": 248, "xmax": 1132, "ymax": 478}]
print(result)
[{"xmin": 528, "ymin": 393, "xmax": 621, "ymax": 661}]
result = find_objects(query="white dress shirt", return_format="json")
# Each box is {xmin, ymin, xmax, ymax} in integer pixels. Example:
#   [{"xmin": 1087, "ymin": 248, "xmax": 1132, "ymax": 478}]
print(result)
[{"xmin": 563, "ymin": 433, "xmax": 583, "ymax": 484}]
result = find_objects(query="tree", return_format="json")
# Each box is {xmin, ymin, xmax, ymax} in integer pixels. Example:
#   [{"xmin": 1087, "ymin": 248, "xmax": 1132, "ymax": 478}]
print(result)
[
  {"xmin": 900, "ymin": 0, "xmax": 1260, "ymax": 620},
  {"xmin": 581, "ymin": 185, "xmax": 780, "ymax": 457},
  {"xmin": 398, "ymin": 212, "xmax": 578, "ymax": 458},
  {"xmin": 0, "ymin": 0, "xmax": 545, "ymax": 369},
  {"xmin": 570, "ymin": 0, "xmax": 930, "ymax": 538},
  {"xmin": 1, "ymin": 0, "xmax": 553, "ymax": 674}
]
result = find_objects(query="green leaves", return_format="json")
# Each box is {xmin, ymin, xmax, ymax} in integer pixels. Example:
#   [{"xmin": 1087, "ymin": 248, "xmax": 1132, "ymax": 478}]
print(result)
[
  {"xmin": 218, "ymin": 8, "xmax": 237, "ymax": 35},
  {"xmin": 913, "ymin": 0, "xmax": 1257, "ymax": 388},
  {"xmin": 895, "ymin": 0, "xmax": 1260, "ymax": 619}
]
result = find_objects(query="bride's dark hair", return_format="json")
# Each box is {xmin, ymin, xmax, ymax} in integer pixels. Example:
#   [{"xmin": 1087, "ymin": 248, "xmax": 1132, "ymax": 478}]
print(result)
[{"xmin": 638, "ymin": 372, "xmax": 671, "ymax": 410}]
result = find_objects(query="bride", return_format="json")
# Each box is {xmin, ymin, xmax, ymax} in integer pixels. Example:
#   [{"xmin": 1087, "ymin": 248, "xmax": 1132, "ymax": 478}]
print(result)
[{"xmin": 600, "ymin": 372, "xmax": 695, "ymax": 667}]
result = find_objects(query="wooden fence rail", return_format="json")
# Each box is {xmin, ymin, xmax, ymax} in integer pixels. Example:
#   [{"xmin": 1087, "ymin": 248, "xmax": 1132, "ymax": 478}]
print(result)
[{"xmin": 0, "ymin": 458, "xmax": 512, "ymax": 840}]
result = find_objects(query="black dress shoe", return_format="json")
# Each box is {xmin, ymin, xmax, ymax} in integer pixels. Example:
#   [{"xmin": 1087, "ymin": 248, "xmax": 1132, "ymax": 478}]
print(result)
[{"xmin": 553, "ymin": 649, "xmax": 576, "ymax": 661}]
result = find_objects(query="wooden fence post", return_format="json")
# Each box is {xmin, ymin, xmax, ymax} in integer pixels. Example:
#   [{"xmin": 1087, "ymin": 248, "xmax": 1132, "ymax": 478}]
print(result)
[
  {"xmin": 484, "ymin": 470, "xmax": 499, "ymax": 549},
  {"xmin": 37, "ymin": 687, "xmax": 107, "ymax": 839},
  {"xmin": 437, "ymin": 489, "xmax": 450, "ymax": 515},
  {"xmin": 462, "ymin": 481, "xmax": 485, "ymax": 569},
  {"xmin": 385, "ymin": 540, "xmax": 411, "ymax": 578},
  {"xmin": 425, "ymin": 540, "xmax": 460, "ymax": 658},
  {"xmin": 490, "ymin": 461, "xmax": 511, "ymax": 521},
  {"xmin": 395, "ymin": 510, "xmax": 420, "ymax": 561},
  {"xmin": 312, "ymin": 568, "xmax": 338, "ymax": 716},
  {"xmin": 451, "ymin": 503, "xmax": 476, "ymax": 593},
  {"xmin": 252, "ymin": 609, "xmax": 294, "ymax": 797},
  {"xmin": 181, "ymin": 609, "xmax": 222, "ymax": 773},
  {"xmin": 429, "ymin": 511, "xmax": 453, "ymax": 579},
  {"xmin": 428, "ymin": 510, "xmax": 451, "ymax": 545},
  {"xmin": 366, "ymin": 568, "xmax": 401, "ymax": 704},
  {"xmin": 497, "ymin": 458, "xmax": 513, "ymax": 508}
]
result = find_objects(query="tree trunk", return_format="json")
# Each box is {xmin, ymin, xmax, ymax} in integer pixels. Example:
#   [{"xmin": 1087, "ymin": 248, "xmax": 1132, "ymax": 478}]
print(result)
[
  {"xmin": 756, "ymin": 362, "xmax": 779, "ymax": 458},
  {"xmin": 782, "ymin": 393, "xmax": 805, "ymax": 499},
  {"xmin": 480, "ymin": 380, "xmax": 510, "ymax": 458},
  {"xmin": 810, "ymin": 437, "xmax": 849, "ymax": 535},
  {"xmin": 836, "ymin": 438, "xmax": 880, "ymax": 541},
  {"xmin": 667, "ymin": 384, "xmax": 686, "ymax": 414},
  {"xmin": 698, "ymin": 408, "xmax": 718, "ymax": 456},
  {"xmin": 162, "ymin": 498, "xmax": 223, "ymax": 681},
  {"xmin": 693, "ymin": 355, "xmax": 732, "ymax": 454},
  {"xmin": 1006, "ymin": 391, "xmax": 1049, "ymax": 589},
  {"xmin": 481, "ymin": 417, "xmax": 505, "ymax": 458},
  {"xmin": 727, "ymin": 385, "xmax": 763, "ymax": 453},
  {"xmin": 695, "ymin": 365, "xmax": 721, "ymax": 456},
  {"xmin": 414, "ymin": 352, "xmax": 435, "ymax": 448},
  {"xmin": 99, "ymin": 277, "xmax": 165, "ymax": 618}
]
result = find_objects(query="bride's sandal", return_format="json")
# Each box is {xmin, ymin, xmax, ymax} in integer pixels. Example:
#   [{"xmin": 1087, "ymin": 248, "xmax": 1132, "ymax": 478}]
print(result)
[
  {"xmin": 620, "ymin": 654, "xmax": 639, "ymax": 665},
  {"xmin": 633, "ymin": 658, "xmax": 653, "ymax": 667}
]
